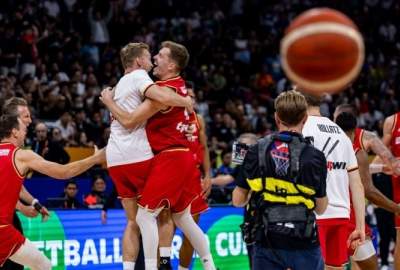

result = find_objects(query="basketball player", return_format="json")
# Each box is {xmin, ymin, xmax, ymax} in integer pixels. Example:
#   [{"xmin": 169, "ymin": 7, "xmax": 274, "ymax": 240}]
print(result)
[
  {"xmin": 334, "ymin": 104, "xmax": 400, "ymax": 175},
  {"xmin": 1, "ymin": 97, "xmax": 49, "ymax": 270},
  {"xmin": 105, "ymin": 42, "xmax": 193, "ymax": 270},
  {"xmin": 157, "ymin": 82, "xmax": 212, "ymax": 270},
  {"xmin": 101, "ymin": 41, "xmax": 216, "ymax": 270},
  {"xmin": 0, "ymin": 114, "xmax": 104, "ymax": 270},
  {"xmin": 335, "ymin": 111, "xmax": 400, "ymax": 269},
  {"xmin": 382, "ymin": 111, "xmax": 400, "ymax": 270},
  {"xmin": 302, "ymin": 93, "xmax": 365, "ymax": 270}
]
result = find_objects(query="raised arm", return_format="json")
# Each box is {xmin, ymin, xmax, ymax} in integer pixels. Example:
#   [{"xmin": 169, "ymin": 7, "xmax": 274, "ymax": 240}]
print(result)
[
  {"xmin": 144, "ymin": 85, "xmax": 193, "ymax": 111},
  {"xmin": 15, "ymin": 147, "xmax": 105, "ymax": 179},
  {"xmin": 357, "ymin": 149, "xmax": 400, "ymax": 214},
  {"xmin": 101, "ymin": 89, "xmax": 163, "ymax": 130}
]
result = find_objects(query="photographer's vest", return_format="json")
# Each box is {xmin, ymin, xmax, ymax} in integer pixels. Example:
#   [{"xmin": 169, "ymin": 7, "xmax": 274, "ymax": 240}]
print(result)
[{"xmin": 247, "ymin": 133, "xmax": 317, "ymax": 240}]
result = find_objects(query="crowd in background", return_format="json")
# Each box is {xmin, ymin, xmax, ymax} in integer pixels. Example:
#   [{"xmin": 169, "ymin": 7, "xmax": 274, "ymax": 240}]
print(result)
[{"xmin": 0, "ymin": 0, "xmax": 399, "ymax": 205}]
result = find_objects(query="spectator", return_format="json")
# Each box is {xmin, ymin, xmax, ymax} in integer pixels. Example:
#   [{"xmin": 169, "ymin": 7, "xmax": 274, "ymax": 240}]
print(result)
[
  {"xmin": 31, "ymin": 122, "xmax": 70, "ymax": 165},
  {"xmin": 84, "ymin": 175, "xmax": 108, "ymax": 209},
  {"xmin": 54, "ymin": 111, "xmax": 76, "ymax": 143},
  {"xmin": 55, "ymin": 180, "xmax": 83, "ymax": 209}
]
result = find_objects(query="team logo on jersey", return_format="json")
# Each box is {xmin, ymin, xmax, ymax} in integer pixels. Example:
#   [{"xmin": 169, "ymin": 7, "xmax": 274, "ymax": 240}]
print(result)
[
  {"xmin": 327, "ymin": 161, "xmax": 347, "ymax": 170},
  {"xmin": 0, "ymin": 149, "xmax": 10, "ymax": 156},
  {"xmin": 395, "ymin": 136, "xmax": 400, "ymax": 145}
]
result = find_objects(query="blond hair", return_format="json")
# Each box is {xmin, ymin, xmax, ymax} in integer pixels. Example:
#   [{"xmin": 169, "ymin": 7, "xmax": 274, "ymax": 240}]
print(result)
[
  {"xmin": 161, "ymin": 41, "xmax": 190, "ymax": 71},
  {"xmin": 120, "ymin": 43, "xmax": 149, "ymax": 69},
  {"xmin": 274, "ymin": 90, "xmax": 307, "ymax": 126}
]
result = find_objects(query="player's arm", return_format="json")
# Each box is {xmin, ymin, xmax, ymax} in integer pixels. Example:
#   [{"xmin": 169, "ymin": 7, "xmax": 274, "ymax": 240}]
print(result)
[
  {"xmin": 362, "ymin": 129, "xmax": 398, "ymax": 171},
  {"xmin": 357, "ymin": 149, "xmax": 400, "ymax": 214},
  {"xmin": 100, "ymin": 89, "xmax": 164, "ymax": 129},
  {"xmin": 232, "ymin": 187, "xmax": 250, "ymax": 207},
  {"xmin": 348, "ymin": 168, "xmax": 365, "ymax": 232},
  {"xmin": 19, "ymin": 185, "xmax": 35, "ymax": 204},
  {"xmin": 15, "ymin": 147, "xmax": 105, "ymax": 179},
  {"xmin": 144, "ymin": 85, "xmax": 193, "ymax": 111},
  {"xmin": 212, "ymin": 175, "xmax": 234, "ymax": 186},
  {"xmin": 198, "ymin": 114, "xmax": 212, "ymax": 197}
]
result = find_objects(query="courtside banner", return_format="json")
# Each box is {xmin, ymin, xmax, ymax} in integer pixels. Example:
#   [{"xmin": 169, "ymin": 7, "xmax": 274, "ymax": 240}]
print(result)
[{"xmin": 19, "ymin": 207, "xmax": 249, "ymax": 270}]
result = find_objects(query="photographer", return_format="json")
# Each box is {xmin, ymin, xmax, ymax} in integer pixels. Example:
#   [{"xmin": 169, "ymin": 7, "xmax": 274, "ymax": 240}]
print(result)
[{"xmin": 232, "ymin": 91, "xmax": 328, "ymax": 270}]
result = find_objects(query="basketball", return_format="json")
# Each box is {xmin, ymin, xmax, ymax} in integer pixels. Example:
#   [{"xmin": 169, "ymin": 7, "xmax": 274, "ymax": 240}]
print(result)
[{"xmin": 280, "ymin": 8, "xmax": 365, "ymax": 95}]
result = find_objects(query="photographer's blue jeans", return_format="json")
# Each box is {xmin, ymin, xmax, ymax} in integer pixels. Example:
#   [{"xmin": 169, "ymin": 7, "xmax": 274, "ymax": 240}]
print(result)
[{"xmin": 252, "ymin": 244, "xmax": 324, "ymax": 270}]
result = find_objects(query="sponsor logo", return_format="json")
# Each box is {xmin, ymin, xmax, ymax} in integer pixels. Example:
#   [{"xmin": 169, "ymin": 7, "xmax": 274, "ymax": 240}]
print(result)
[
  {"xmin": 0, "ymin": 149, "xmax": 10, "ymax": 156},
  {"xmin": 327, "ymin": 161, "xmax": 347, "ymax": 170}
]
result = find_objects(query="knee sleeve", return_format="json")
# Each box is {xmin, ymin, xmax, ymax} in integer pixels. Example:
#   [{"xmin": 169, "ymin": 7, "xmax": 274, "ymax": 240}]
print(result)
[{"xmin": 353, "ymin": 239, "xmax": 376, "ymax": 261}]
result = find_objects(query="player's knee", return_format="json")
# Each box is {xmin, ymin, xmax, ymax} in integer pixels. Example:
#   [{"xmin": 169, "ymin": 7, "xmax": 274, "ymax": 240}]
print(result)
[
  {"xmin": 126, "ymin": 219, "xmax": 139, "ymax": 232},
  {"xmin": 35, "ymin": 255, "xmax": 52, "ymax": 270}
]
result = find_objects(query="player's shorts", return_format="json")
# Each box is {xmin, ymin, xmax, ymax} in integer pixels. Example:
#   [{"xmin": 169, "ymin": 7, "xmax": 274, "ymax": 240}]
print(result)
[
  {"xmin": 351, "ymin": 239, "xmax": 376, "ymax": 261},
  {"xmin": 348, "ymin": 207, "xmax": 373, "ymax": 257},
  {"xmin": 0, "ymin": 224, "xmax": 25, "ymax": 266},
  {"xmin": 108, "ymin": 158, "xmax": 153, "ymax": 199},
  {"xmin": 138, "ymin": 149, "xmax": 199, "ymax": 213},
  {"xmin": 392, "ymin": 175, "xmax": 400, "ymax": 228},
  {"xmin": 317, "ymin": 218, "xmax": 350, "ymax": 267},
  {"xmin": 190, "ymin": 168, "xmax": 209, "ymax": 216}
]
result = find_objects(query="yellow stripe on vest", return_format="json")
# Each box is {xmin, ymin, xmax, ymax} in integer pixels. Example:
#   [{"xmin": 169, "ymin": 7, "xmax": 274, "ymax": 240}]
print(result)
[{"xmin": 246, "ymin": 177, "xmax": 316, "ymax": 209}]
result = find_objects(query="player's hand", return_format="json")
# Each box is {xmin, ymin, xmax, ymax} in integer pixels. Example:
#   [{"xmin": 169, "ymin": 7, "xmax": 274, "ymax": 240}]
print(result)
[
  {"xmin": 19, "ymin": 205, "xmax": 39, "ymax": 218},
  {"xmin": 184, "ymin": 96, "xmax": 194, "ymax": 114},
  {"xmin": 391, "ymin": 158, "xmax": 400, "ymax": 176},
  {"xmin": 347, "ymin": 229, "xmax": 365, "ymax": 250},
  {"xmin": 382, "ymin": 164, "xmax": 393, "ymax": 175},
  {"xmin": 100, "ymin": 87, "xmax": 115, "ymax": 106},
  {"xmin": 93, "ymin": 145, "xmax": 106, "ymax": 164},
  {"xmin": 201, "ymin": 176, "xmax": 212, "ymax": 199},
  {"xmin": 40, "ymin": 206, "xmax": 50, "ymax": 222},
  {"xmin": 101, "ymin": 210, "xmax": 107, "ymax": 224}
]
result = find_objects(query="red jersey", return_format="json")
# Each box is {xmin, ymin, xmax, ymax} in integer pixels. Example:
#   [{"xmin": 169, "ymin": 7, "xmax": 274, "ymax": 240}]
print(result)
[
  {"xmin": 188, "ymin": 113, "xmax": 205, "ymax": 165},
  {"xmin": 146, "ymin": 76, "xmax": 191, "ymax": 153},
  {"xmin": 353, "ymin": 128, "xmax": 365, "ymax": 154},
  {"xmin": 390, "ymin": 112, "xmax": 400, "ymax": 158},
  {"xmin": 0, "ymin": 143, "xmax": 24, "ymax": 224}
]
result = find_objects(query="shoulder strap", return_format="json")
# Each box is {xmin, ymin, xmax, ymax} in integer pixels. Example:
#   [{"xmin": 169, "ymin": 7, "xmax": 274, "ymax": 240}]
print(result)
[
  {"xmin": 289, "ymin": 136, "xmax": 308, "ymax": 182},
  {"xmin": 257, "ymin": 134, "xmax": 274, "ymax": 177}
]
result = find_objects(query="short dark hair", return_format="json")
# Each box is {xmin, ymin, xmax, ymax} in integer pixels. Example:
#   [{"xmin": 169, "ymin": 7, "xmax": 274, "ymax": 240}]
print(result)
[
  {"xmin": 65, "ymin": 179, "xmax": 78, "ymax": 188},
  {"xmin": 302, "ymin": 93, "xmax": 322, "ymax": 107},
  {"xmin": 335, "ymin": 112, "xmax": 357, "ymax": 132},
  {"xmin": 2, "ymin": 97, "xmax": 28, "ymax": 116},
  {"xmin": 0, "ymin": 114, "xmax": 20, "ymax": 140},
  {"xmin": 161, "ymin": 41, "xmax": 190, "ymax": 71}
]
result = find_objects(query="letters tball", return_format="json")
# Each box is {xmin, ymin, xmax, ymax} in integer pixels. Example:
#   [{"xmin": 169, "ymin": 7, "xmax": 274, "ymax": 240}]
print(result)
[{"xmin": 280, "ymin": 8, "xmax": 365, "ymax": 95}]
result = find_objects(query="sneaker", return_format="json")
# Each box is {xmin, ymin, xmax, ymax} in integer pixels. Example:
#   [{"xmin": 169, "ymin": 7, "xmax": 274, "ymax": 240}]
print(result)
[{"xmin": 380, "ymin": 265, "xmax": 389, "ymax": 270}]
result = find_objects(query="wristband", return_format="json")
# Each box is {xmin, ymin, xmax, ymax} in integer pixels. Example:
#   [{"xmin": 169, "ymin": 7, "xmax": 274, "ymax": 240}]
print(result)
[{"xmin": 31, "ymin": 199, "xmax": 43, "ymax": 212}]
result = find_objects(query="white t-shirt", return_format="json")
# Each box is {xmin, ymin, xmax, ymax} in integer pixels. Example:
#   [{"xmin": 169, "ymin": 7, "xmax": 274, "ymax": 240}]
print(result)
[
  {"xmin": 106, "ymin": 69, "xmax": 154, "ymax": 167},
  {"xmin": 302, "ymin": 115, "xmax": 358, "ymax": 219}
]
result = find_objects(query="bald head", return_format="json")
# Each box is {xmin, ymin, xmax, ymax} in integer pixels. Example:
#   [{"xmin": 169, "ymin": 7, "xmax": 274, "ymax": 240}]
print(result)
[
  {"xmin": 238, "ymin": 133, "xmax": 257, "ymax": 146},
  {"xmin": 35, "ymin": 122, "xmax": 48, "ymax": 141}
]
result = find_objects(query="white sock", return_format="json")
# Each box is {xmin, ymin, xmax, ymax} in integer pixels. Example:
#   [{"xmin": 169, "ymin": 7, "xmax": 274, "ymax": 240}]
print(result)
[
  {"xmin": 144, "ymin": 259, "xmax": 157, "ymax": 270},
  {"xmin": 136, "ymin": 208, "xmax": 160, "ymax": 270},
  {"xmin": 159, "ymin": 247, "xmax": 171, "ymax": 258},
  {"xmin": 123, "ymin": 261, "xmax": 135, "ymax": 270},
  {"xmin": 178, "ymin": 266, "xmax": 189, "ymax": 270},
  {"xmin": 201, "ymin": 254, "xmax": 216, "ymax": 270},
  {"xmin": 172, "ymin": 208, "xmax": 216, "ymax": 270}
]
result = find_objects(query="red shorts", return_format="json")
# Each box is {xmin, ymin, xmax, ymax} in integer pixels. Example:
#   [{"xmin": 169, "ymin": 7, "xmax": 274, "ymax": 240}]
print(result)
[
  {"xmin": 190, "ymin": 168, "xmax": 209, "ymax": 215},
  {"xmin": 138, "ymin": 150, "xmax": 199, "ymax": 213},
  {"xmin": 392, "ymin": 175, "xmax": 400, "ymax": 227},
  {"xmin": 317, "ymin": 218, "xmax": 350, "ymax": 267},
  {"xmin": 347, "ymin": 208, "xmax": 373, "ymax": 256},
  {"xmin": 108, "ymin": 159, "xmax": 153, "ymax": 199},
  {"xmin": 0, "ymin": 225, "xmax": 25, "ymax": 266}
]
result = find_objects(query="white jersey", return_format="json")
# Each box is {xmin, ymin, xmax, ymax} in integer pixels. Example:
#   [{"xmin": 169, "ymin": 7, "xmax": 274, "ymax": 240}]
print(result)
[
  {"xmin": 106, "ymin": 69, "xmax": 154, "ymax": 167},
  {"xmin": 302, "ymin": 115, "xmax": 358, "ymax": 219}
]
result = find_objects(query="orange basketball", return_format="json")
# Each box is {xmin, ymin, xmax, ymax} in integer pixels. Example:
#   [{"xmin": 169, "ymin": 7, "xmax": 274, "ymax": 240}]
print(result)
[{"xmin": 280, "ymin": 8, "xmax": 365, "ymax": 94}]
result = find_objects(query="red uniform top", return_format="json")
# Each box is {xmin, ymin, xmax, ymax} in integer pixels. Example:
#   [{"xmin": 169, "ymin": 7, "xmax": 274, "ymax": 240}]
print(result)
[
  {"xmin": 188, "ymin": 113, "xmax": 205, "ymax": 166},
  {"xmin": 390, "ymin": 112, "xmax": 400, "ymax": 158},
  {"xmin": 0, "ymin": 143, "xmax": 24, "ymax": 225},
  {"xmin": 353, "ymin": 128, "xmax": 365, "ymax": 154},
  {"xmin": 146, "ymin": 76, "xmax": 191, "ymax": 153}
]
